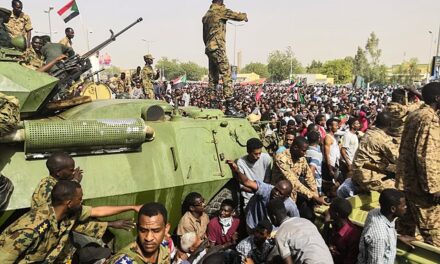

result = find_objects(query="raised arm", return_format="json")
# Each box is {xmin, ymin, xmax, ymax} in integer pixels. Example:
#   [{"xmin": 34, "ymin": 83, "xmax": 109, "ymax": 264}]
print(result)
[
  {"xmin": 90, "ymin": 205, "xmax": 141, "ymax": 218},
  {"xmin": 226, "ymin": 160, "xmax": 258, "ymax": 191}
]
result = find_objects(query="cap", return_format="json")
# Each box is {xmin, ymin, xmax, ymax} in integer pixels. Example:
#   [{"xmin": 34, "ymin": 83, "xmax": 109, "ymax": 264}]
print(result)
[{"xmin": 143, "ymin": 54, "xmax": 154, "ymax": 60}]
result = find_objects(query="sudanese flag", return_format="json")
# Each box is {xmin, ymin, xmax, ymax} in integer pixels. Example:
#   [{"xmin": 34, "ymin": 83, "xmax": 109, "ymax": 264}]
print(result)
[{"xmin": 57, "ymin": 0, "xmax": 80, "ymax": 23}]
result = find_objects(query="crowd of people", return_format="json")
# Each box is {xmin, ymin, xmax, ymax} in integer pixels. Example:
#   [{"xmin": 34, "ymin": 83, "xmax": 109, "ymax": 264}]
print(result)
[
  {"xmin": 1, "ymin": 80, "xmax": 439, "ymax": 263},
  {"xmin": 1, "ymin": 0, "xmax": 440, "ymax": 263}
]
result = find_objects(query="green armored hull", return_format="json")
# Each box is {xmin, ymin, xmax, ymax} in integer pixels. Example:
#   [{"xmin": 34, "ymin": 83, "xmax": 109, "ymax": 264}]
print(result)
[{"xmin": 0, "ymin": 98, "xmax": 256, "ymax": 249}]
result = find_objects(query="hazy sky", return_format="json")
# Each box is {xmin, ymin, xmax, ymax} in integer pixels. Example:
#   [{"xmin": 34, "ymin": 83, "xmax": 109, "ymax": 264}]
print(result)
[{"xmin": 4, "ymin": 0, "xmax": 440, "ymax": 69}]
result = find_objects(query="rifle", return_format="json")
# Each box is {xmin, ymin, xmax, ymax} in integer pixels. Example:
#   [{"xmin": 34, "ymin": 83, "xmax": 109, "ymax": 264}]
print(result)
[{"xmin": 47, "ymin": 18, "xmax": 143, "ymax": 101}]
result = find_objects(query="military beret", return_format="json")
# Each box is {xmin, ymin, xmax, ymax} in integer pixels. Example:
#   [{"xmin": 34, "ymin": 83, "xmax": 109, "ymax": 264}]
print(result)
[{"xmin": 143, "ymin": 54, "xmax": 154, "ymax": 60}]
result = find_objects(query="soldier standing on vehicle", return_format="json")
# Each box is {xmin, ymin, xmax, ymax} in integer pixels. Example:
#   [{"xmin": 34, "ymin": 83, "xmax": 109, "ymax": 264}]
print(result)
[
  {"xmin": 141, "ymin": 54, "xmax": 160, "ymax": 99},
  {"xmin": 397, "ymin": 82, "xmax": 440, "ymax": 247},
  {"xmin": 6, "ymin": 0, "xmax": 32, "ymax": 48},
  {"xmin": 58, "ymin": 27, "xmax": 74, "ymax": 48},
  {"xmin": 202, "ymin": 0, "xmax": 248, "ymax": 99}
]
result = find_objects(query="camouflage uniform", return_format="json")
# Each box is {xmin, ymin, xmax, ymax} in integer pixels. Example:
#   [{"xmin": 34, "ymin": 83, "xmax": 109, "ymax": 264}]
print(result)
[
  {"xmin": 58, "ymin": 36, "xmax": 72, "ymax": 48},
  {"xmin": 107, "ymin": 241, "xmax": 170, "ymax": 264},
  {"xmin": 0, "ymin": 92, "xmax": 20, "ymax": 137},
  {"xmin": 202, "ymin": 3, "xmax": 247, "ymax": 97},
  {"xmin": 396, "ymin": 105, "xmax": 440, "ymax": 246},
  {"xmin": 31, "ymin": 176, "xmax": 108, "ymax": 239},
  {"xmin": 0, "ymin": 204, "xmax": 93, "ymax": 263},
  {"xmin": 386, "ymin": 101, "xmax": 422, "ymax": 140},
  {"xmin": 273, "ymin": 149, "xmax": 318, "ymax": 201},
  {"xmin": 21, "ymin": 47, "xmax": 44, "ymax": 70},
  {"xmin": 262, "ymin": 131, "xmax": 280, "ymax": 156},
  {"xmin": 141, "ymin": 65, "xmax": 155, "ymax": 99},
  {"xmin": 5, "ymin": 12, "xmax": 32, "ymax": 39},
  {"xmin": 116, "ymin": 78, "xmax": 131, "ymax": 94},
  {"xmin": 351, "ymin": 127, "xmax": 398, "ymax": 193}
]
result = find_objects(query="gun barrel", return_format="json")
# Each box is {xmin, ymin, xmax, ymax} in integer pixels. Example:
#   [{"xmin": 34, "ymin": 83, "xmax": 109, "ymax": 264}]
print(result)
[{"xmin": 81, "ymin": 17, "xmax": 143, "ymax": 59}]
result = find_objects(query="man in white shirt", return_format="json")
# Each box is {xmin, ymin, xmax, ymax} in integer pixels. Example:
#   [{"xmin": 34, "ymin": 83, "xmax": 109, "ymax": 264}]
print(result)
[{"xmin": 267, "ymin": 198, "xmax": 333, "ymax": 264}]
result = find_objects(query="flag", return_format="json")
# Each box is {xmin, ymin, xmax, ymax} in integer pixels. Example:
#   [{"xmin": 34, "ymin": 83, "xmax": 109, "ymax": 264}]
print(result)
[
  {"xmin": 172, "ymin": 74, "xmax": 187, "ymax": 85},
  {"xmin": 57, "ymin": 0, "xmax": 80, "ymax": 23},
  {"xmin": 287, "ymin": 80, "xmax": 298, "ymax": 93},
  {"xmin": 255, "ymin": 87, "xmax": 263, "ymax": 102}
]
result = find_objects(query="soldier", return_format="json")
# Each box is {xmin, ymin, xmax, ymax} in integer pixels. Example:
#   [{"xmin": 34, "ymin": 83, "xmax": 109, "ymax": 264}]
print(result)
[
  {"xmin": 0, "ymin": 180, "xmax": 141, "ymax": 263},
  {"xmin": 107, "ymin": 202, "xmax": 171, "ymax": 264},
  {"xmin": 21, "ymin": 35, "xmax": 44, "ymax": 70},
  {"xmin": 397, "ymin": 82, "xmax": 440, "ymax": 247},
  {"xmin": 31, "ymin": 152, "xmax": 135, "ymax": 259},
  {"xmin": 141, "ymin": 54, "xmax": 160, "ymax": 99},
  {"xmin": 131, "ymin": 66, "xmax": 142, "ymax": 86},
  {"xmin": 6, "ymin": 0, "xmax": 32, "ymax": 48},
  {"xmin": 273, "ymin": 136, "xmax": 327, "ymax": 221},
  {"xmin": 351, "ymin": 112, "xmax": 398, "ymax": 193},
  {"xmin": 116, "ymin": 72, "xmax": 131, "ymax": 96},
  {"xmin": 0, "ymin": 8, "xmax": 12, "ymax": 48},
  {"xmin": 202, "ymin": 0, "xmax": 248, "ymax": 99},
  {"xmin": 386, "ymin": 87, "xmax": 422, "ymax": 142},
  {"xmin": 40, "ymin": 35, "xmax": 75, "ymax": 73},
  {"xmin": 58, "ymin": 27, "xmax": 74, "ymax": 48},
  {"xmin": 0, "ymin": 92, "xmax": 19, "ymax": 137}
]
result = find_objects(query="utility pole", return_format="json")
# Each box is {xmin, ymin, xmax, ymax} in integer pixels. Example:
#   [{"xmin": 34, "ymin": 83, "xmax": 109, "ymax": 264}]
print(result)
[
  {"xmin": 437, "ymin": 24, "xmax": 440, "ymax": 56},
  {"xmin": 44, "ymin": 7, "xmax": 54, "ymax": 40},
  {"xmin": 227, "ymin": 22, "xmax": 244, "ymax": 66},
  {"xmin": 428, "ymin": 31, "xmax": 434, "ymax": 81},
  {"xmin": 288, "ymin": 45, "xmax": 293, "ymax": 82}
]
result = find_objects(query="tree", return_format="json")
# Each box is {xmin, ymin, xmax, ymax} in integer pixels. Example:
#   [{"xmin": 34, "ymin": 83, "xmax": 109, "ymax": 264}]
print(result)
[
  {"xmin": 365, "ymin": 32, "xmax": 382, "ymax": 66},
  {"xmin": 391, "ymin": 58, "xmax": 421, "ymax": 85},
  {"xmin": 407, "ymin": 58, "xmax": 421, "ymax": 84},
  {"xmin": 352, "ymin": 33, "xmax": 387, "ymax": 85},
  {"xmin": 306, "ymin": 60, "xmax": 323, "ymax": 74},
  {"xmin": 353, "ymin": 46, "xmax": 368, "ymax": 77},
  {"xmin": 155, "ymin": 58, "xmax": 207, "ymax": 81},
  {"xmin": 180, "ymin": 61, "xmax": 208, "ymax": 81},
  {"xmin": 102, "ymin": 66, "xmax": 121, "ymax": 79},
  {"xmin": 240, "ymin": 62, "xmax": 269, "ymax": 78},
  {"xmin": 267, "ymin": 48, "xmax": 303, "ymax": 82},
  {"xmin": 321, "ymin": 59, "xmax": 353, "ymax": 84}
]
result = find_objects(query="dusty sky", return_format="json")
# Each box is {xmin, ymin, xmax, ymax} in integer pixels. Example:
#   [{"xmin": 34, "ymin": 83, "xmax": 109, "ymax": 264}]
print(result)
[{"xmin": 4, "ymin": 0, "xmax": 440, "ymax": 69}]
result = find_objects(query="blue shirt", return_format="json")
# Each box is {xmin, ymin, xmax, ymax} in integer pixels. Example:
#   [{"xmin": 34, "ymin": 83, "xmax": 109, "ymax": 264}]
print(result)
[{"xmin": 245, "ymin": 180, "xmax": 299, "ymax": 229}]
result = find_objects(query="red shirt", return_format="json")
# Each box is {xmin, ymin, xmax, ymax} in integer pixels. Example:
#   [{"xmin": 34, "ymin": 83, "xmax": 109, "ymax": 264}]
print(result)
[
  {"xmin": 206, "ymin": 217, "xmax": 240, "ymax": 246},
  {"xmin": 328, "ymin": 220, "xmax": 361, "ymax": 264},
  {"xmin": 359, "ymin": 111, "xmax": 368, "ymax": 132}
]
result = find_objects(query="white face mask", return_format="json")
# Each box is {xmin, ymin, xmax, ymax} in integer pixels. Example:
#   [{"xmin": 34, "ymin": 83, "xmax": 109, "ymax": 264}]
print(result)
[{"xmin": 219, "ymin": 216, "xmax": 233, "ymax": 235}]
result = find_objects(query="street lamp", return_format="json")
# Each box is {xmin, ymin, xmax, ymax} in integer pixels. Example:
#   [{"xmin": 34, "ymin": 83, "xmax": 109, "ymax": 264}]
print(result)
[
  {"xmin": 288, "ymin": 45, "xmax": 294, "ymax": 82},
  {"xmin": 141, "ymin": 39, "xmax": 155, "ymax": 54},
  {"xmin": 428, "ymin": 31, "xmax": 434, "ymax": 80},
  {"xmin": 43, "ymin": 7, "xmax": 54, "ymax": 40},
  {"xmin": 227, "ymin": 22, "xmax": 245, "ymax": 66}
]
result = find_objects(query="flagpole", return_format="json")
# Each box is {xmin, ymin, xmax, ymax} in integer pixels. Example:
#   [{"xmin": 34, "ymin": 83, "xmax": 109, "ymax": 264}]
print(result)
[{"xmin": 79, "ymin": 13, "xmax": 89, "ymax": 51}]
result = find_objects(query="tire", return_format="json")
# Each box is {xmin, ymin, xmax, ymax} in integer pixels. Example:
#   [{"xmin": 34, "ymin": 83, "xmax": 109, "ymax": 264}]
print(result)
[{"xmin": 205, "ymin": 179, "xmax": 240, "ymax": 216}]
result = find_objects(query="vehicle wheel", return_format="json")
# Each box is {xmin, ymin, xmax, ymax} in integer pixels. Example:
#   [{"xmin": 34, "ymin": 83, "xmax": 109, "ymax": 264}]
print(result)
[{"xmin": 205, "ymin": 179, "xmax": 240, "ymax": 216}]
